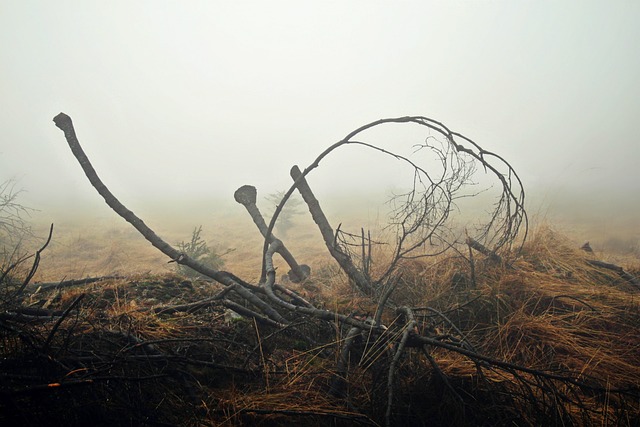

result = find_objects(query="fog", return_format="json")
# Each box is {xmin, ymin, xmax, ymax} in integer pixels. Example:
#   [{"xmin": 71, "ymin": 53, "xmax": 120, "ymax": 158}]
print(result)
[{"xmin": 1, "ymin": 1, "xmax": 639, "ymax": 240}]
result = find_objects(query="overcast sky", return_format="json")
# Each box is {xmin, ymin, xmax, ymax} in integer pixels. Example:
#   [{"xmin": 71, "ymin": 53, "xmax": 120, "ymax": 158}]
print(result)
[{"xmin": 1, "ymin": 1, "xmax": 639, "ymax": 219}]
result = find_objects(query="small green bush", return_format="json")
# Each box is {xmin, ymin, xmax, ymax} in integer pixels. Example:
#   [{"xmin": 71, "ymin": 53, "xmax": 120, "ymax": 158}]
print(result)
[{"xmin": 175, "ymin": 226, "xmax": 226, "ymax": 278}]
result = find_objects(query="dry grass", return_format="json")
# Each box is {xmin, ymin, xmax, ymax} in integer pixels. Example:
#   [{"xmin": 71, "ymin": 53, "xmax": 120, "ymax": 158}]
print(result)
[{"xmin": 2, "ymin": 219, "xmax": 639, "ymax": 425}]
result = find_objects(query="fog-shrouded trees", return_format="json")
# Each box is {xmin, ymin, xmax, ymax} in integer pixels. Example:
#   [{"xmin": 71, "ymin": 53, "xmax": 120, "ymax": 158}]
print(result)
[{"xmin": 0, "ymin": 179, "xmax": 33, "ymax": 257}]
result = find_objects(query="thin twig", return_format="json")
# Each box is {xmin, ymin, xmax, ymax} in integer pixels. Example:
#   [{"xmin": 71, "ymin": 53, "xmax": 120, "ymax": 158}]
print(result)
[
  {"xmin": 15, "ymin": 224, "xmax": 53, "ymax": 296},
  {"xmin": 42, "ymin": 293, "xmax": 85, "ymax": 353}
]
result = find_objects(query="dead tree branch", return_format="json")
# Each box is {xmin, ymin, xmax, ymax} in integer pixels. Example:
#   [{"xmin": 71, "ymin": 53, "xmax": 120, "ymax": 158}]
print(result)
[
  {"xmin": 53, "ymin": 113, "xmax": 287, "ymax": 325},
  {"xmin": 329, "ymin": 326, "xmax": 362, "ymax": 398},
  {"xmin": 272, "ymin": 116, "xmax": 527, "ymax": 297},
  {"xmin": 234, "ymin": 185, "xmax": 309, "ymax": 283},
  {"xmin": 466, "ymin": 236, "xmax": 502, "ymax": 264},
  {"xmin": 14, "ymin": 224, "xmax": 53, "ymax": 296},
  {"xmin": 290, "ymin": 165, "xmax": 373, "ymax": 295},
  {"xmin": 52, "ymin": 113, "xmax": 616, "ymax": 425},
  {"xmin": 586, "ymin": 259, "xmax": 639, "ymax": 286}
]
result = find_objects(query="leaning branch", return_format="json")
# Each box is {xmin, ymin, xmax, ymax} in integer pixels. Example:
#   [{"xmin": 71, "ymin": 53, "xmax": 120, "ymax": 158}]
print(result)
[
  {"xmin": 290, "ymin": 165, "xmax": 373, "ymax": 295},
  {"xmin": 234, "ymin": 185, "xmax": 309, "ymax": 283},
  {"xmin": 52, "ymin": 113, "xmax": 287, "ymax": 324},
  {"xmin": 54, "ymin": 114, "xmax": 182, "ymax": 262}
]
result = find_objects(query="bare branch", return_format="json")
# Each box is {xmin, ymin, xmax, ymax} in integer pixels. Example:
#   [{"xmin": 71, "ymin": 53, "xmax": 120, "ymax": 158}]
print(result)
[
  {"xmin": 290, "ymin": 165, "xmax": 373, "ymax": 295},
  {"xmin": 234, "ymin": 185, "xmax": 309, "ymax": 283},
  {"xmin": 53, "ymin": 113, "xmax": 288, "ymax": 324}
]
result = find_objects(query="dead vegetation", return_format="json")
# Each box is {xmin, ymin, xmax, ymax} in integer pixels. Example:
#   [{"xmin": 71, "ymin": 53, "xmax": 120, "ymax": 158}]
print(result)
[
  {"xmin": 1, "ymin": 225, "xmax": 638, "ymax": 426},
  {"xmin": 1, "ymin": 114, "xmax": 639, "ymax": 425}
]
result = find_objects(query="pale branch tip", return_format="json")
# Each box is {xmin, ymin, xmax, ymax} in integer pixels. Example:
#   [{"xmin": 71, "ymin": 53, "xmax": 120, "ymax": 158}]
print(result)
[
  {"xmin": 53, "ymin": 112, "xmax": 72, "ymax": 130},
  {"xmin": 233, "ymin": 185, "xmax": 257, "ymax": 206}
]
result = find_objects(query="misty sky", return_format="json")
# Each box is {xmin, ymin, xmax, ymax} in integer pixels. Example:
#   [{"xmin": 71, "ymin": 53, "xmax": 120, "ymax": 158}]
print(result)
[{"xmin": 1, "ymin": 1, "xmax": 639, "ymax": 219}]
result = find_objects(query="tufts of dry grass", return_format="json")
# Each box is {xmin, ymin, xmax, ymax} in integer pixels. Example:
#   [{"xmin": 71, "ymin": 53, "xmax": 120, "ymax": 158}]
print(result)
[
  {"xmin": 2, "ymin": 221, "xmax": 639, "ymax": 425},
  {"xmin": 380, "ymin": 223, "xmax": 640, "ymax": 424}
]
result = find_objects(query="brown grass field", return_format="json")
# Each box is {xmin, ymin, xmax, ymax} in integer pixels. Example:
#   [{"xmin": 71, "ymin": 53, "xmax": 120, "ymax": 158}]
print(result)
[{"xmin": 1, "ymin": 204, "xmax": 639, "ymax": 426}]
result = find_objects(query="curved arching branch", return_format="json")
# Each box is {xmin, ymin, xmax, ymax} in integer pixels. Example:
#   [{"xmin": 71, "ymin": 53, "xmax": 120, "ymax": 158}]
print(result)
[{"xmin": 267, "ymin": 116, "xmax": 527, "ymax": 293}]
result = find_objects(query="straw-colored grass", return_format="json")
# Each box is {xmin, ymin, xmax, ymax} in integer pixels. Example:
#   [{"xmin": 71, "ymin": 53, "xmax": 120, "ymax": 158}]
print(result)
[{"xmin": 2, "ymin": 220, "xmax": 639, "ymax": 425}]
